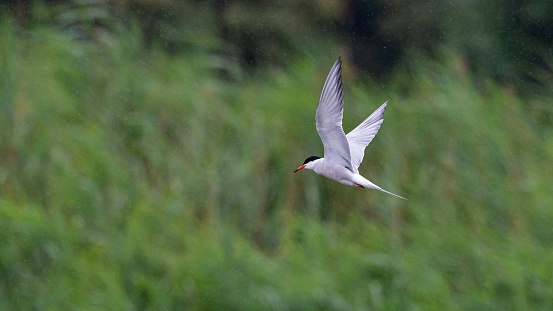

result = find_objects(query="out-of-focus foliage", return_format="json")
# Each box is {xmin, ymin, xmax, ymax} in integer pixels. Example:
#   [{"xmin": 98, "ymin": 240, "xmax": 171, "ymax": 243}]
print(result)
[
  {"xmin": 1, "ymin": 10, "xmax": 553, "ymax": 309},
  {"xmin": 2, "ymin": 0, "xmax": 553, "ymax": 90}
]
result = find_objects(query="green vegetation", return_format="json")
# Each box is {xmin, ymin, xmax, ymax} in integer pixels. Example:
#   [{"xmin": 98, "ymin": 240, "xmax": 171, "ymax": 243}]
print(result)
[{"xmin": 1, "ymin": 13, "xmax": 553, "ymax": 310}]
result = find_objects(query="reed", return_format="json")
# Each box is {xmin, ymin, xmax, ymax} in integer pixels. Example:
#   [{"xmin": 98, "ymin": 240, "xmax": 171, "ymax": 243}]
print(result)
[{"xmin": 1, "ymin": 19, "xmax": 552, "ymax": 310}]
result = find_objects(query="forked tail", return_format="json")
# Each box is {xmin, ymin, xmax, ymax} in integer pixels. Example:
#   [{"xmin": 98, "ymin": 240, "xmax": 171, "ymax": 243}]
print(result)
[{"xmin": 355, "ymin": 176, "xmax": 407, "ymax": 200}]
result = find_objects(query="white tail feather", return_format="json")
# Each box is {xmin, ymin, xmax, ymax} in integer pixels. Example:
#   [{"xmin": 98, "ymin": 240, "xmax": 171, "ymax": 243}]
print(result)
[
  {"xmin": 354, "ymin": 176, "xmax": 407, "ymax": 200},
  {"xmin": 376, "ymin": 187, "xmax": 407, "ymax": 200}
]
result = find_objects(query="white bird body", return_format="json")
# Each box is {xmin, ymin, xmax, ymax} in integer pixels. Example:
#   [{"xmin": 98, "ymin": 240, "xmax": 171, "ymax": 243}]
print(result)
[{"xmin": 295, "ymin": 57, "xmax": 406, "ymax": 200}]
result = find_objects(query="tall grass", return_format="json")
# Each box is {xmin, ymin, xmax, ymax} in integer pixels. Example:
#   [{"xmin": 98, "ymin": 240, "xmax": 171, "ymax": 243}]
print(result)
[{"xmin": 1, "ymin": 18, "xmax": 553, "ymax": 310}]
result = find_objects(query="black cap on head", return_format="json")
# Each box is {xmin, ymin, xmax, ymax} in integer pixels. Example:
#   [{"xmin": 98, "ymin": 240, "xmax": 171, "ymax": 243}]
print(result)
[{"xmin": 303, "ymin": 156, "xmax": 321, "ymax": 165}]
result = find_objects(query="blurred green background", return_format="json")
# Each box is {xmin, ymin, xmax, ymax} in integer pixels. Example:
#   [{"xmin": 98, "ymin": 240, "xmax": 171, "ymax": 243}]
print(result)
[{"xmin": 1, "ymin": 0, "xmax": 553, "ymax": 310}]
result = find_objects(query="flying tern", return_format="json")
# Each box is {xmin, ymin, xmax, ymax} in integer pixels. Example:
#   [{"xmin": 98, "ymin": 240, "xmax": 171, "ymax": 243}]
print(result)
[{"xmin": 294, "ymin": 57, "xmax": 406, "ymax": 200}]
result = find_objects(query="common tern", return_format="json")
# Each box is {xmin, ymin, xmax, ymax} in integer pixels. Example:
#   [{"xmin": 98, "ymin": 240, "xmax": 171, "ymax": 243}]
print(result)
[{"xmin": 294, "ymin": 57, "xmax": 406, "ymax": 200}]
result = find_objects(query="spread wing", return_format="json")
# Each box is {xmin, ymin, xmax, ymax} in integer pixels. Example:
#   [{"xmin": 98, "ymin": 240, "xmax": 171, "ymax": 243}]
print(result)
[
  {"xmin": 316, "ymin": 57, "xmax": 353, "ymax": 171},
  {"xmin": 346, "ymin": 102, "xmax": 387, "ymax": 173}
]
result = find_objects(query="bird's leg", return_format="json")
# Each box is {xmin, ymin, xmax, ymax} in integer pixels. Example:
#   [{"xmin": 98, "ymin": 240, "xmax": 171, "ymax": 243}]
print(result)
[{"xmin": 354, "ymin": 183, "xmax": 365, "ymax": 188}]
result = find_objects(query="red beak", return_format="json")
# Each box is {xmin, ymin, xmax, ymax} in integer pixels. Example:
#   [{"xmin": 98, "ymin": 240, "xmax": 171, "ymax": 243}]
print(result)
[{"xmin": 294, "ymin": 165, "xmax": 306, "ymax": 173}]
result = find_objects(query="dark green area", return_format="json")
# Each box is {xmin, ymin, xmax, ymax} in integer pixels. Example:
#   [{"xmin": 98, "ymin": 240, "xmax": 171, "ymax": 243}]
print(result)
[
  {"xmin": 1, "ymin": 2, "xmax": 553, "ymax": 310},
  {"xmin": 3, "ymin": 0, "xmax": 553, "ymax": 89}
]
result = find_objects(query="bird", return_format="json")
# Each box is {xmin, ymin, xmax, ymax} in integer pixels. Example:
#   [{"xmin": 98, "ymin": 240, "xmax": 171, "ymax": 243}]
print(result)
[{"xmin": 294, "ymin": 57, "xmax": 406, "ymax": 200}]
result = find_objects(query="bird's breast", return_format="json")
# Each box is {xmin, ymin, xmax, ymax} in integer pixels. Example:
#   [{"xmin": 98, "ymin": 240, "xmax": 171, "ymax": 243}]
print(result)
[{"xmin": 314, "ymin": 161, "xmax": 356, "ymax": 186}]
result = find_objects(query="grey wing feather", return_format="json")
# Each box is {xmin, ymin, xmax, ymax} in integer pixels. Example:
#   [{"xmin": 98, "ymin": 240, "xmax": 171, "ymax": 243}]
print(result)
[
  {"xmin": 346, "ymin": 102, "xmax": 387, "ymax": 173},
  {"xmin": 316, "ymin": 57, "xmax": 353, "ymax": 171}
]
